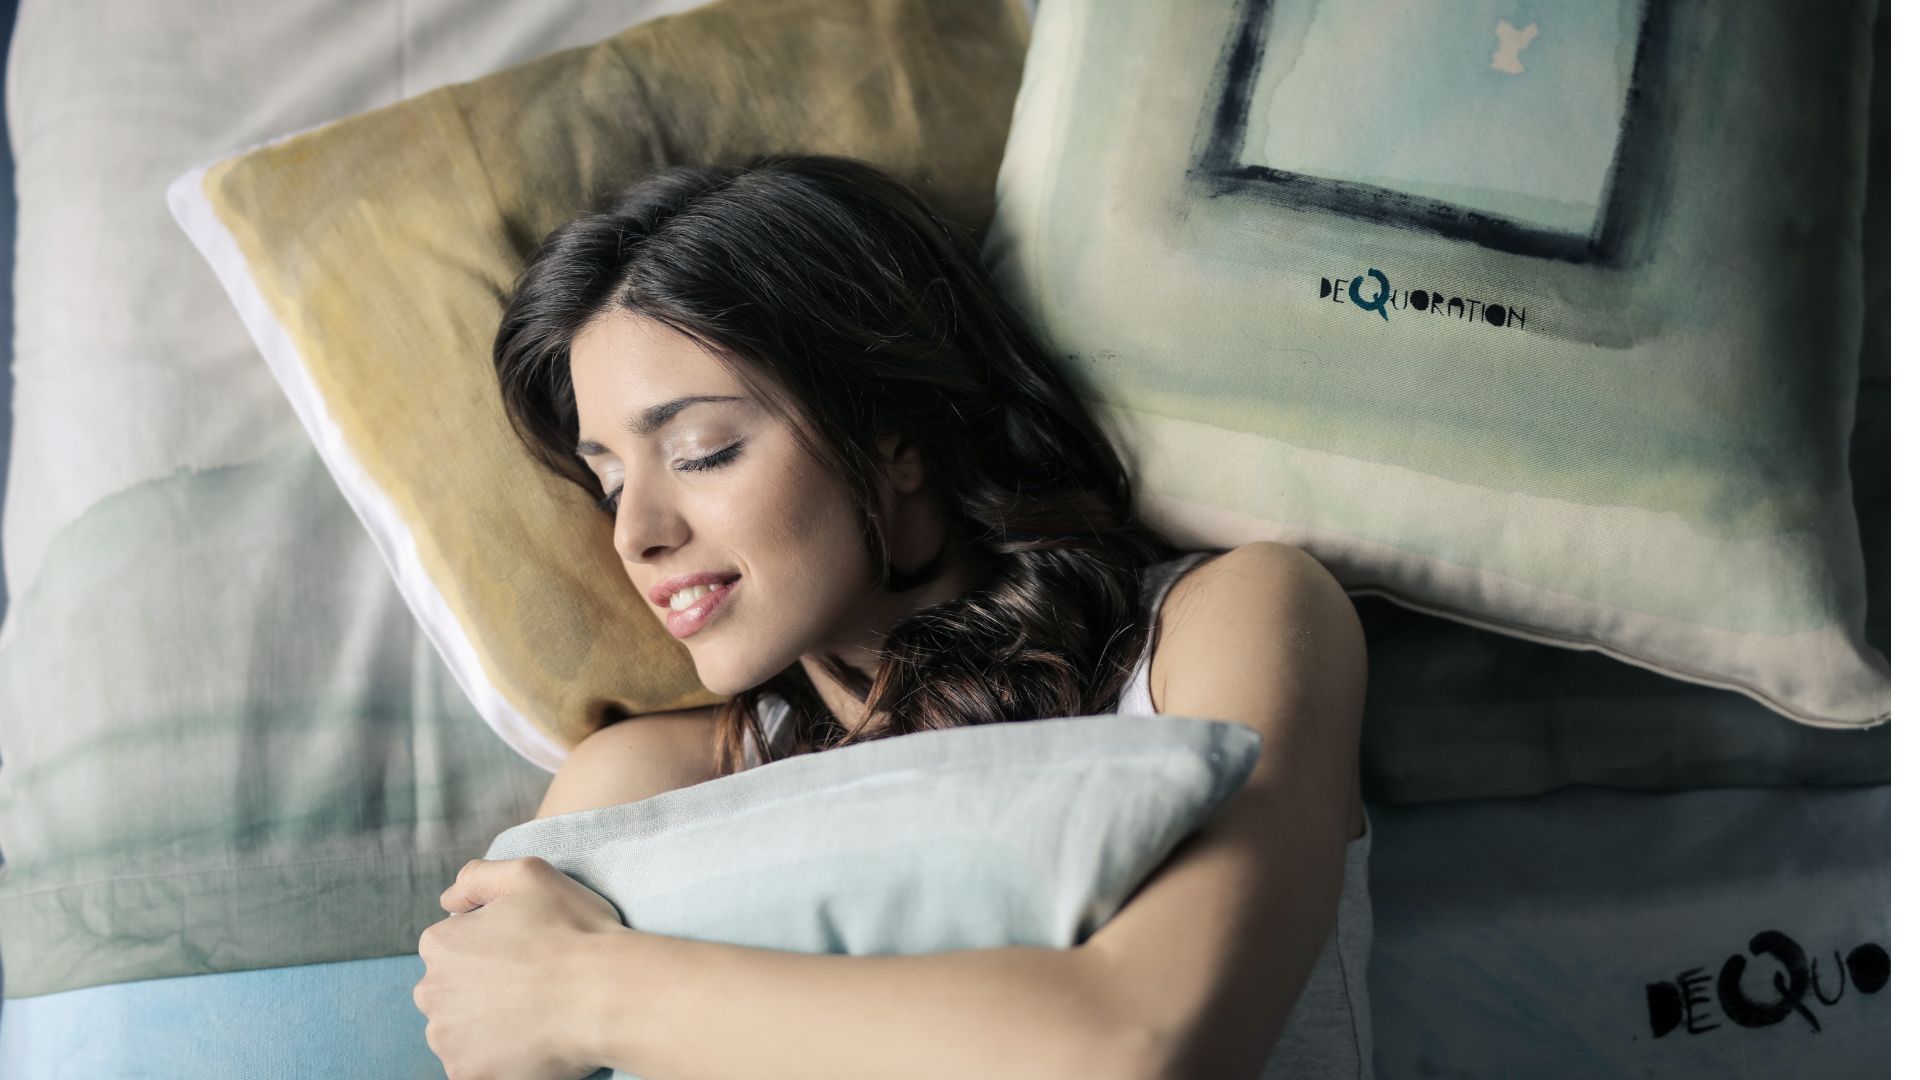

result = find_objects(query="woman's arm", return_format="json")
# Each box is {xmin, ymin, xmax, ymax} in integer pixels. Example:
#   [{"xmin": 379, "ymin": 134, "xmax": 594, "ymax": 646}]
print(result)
[
  {"xmin": 573, "ymin": 932, "xmax": 1155, "ymax": 1080},
  {"xmin": 1075, "ymin": 541, "xmax": 1368, "ymax": 1078}
]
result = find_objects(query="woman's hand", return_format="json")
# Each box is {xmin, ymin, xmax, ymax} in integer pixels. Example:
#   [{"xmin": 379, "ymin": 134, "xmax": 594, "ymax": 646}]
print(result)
[{"xmin": 414, "ymin": 856, "xmax": 625, "ymax": 1080}]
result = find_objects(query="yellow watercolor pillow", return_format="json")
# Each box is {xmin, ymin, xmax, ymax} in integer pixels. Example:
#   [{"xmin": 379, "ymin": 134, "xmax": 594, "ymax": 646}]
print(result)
[{"xmin": 168, "ymin": 0, "xmax": 1031, "ymax": 770}]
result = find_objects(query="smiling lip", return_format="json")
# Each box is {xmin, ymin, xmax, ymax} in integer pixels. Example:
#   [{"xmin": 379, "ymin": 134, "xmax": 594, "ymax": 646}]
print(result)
[
  {"xmin": 663, "ymin": 578, "xmax": 738, "ymax": 640},
  {"xmin": 649, "ymin": 571, "xmax": 741, "ymax": 609}
]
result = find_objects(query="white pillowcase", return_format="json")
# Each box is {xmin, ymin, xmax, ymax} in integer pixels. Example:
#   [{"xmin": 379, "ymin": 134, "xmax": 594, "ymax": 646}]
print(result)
[
  {"xmin": 485, "ymin": 713, "xmax": 1260, "ymax": 1078},
  {"xmin": 488, "ymin": 713, "xmax": 1260, "ymax": 952}
]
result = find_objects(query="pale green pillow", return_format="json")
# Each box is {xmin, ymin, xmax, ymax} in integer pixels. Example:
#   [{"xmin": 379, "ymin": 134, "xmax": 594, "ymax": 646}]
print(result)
[
  {"xmin": 484, "ymin": 713, "xmax": 1261, "ymax": 1080},
  {"xmin": 985, "ymin": 0, "xmax": 1887, "ymax": 727}
]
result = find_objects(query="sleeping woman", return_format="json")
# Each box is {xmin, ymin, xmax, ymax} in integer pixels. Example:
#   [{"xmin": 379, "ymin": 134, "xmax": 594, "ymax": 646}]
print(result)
[{"xmin": 412, "ymin": 154, "xmax": 1371, "ymax": 1080}]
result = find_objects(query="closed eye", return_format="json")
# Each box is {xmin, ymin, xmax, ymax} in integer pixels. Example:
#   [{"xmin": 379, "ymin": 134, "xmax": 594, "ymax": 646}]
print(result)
[{"xmin": 597, "ymin": 441, "xmax": 744, "ymax": 519}]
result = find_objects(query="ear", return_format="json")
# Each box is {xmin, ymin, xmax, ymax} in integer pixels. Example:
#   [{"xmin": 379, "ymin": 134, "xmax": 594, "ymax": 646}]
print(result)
[{"xmin": 875, "ymin": 432, "xmax": 927, "ymax": 496}]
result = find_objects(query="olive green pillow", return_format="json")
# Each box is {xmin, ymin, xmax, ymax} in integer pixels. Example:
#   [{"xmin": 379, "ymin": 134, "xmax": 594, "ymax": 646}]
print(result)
[{"xmin": 169, "ymin": 0, "xmax": 1031, "ymax": 768}]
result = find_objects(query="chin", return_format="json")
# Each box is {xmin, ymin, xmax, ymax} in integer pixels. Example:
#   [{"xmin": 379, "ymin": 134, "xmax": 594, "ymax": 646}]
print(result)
[
  {"xmin": 685, "ymin": 649, "xmax": 754, "ymax": 699},
  {"xmin": 689, "ymin": 641, "xmax": 791, "ymax": 700}
]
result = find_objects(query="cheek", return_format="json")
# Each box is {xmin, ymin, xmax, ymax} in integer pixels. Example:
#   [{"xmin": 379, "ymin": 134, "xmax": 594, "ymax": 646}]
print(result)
[
  {"xmin": 747, "ymin": 445, "xmax": 853, "ymax": 546},
  {"xmin": 749, "ymin": 453, "xmax": 874, "ymax": 609},
  {"xmin": 622, "ymin": 561, "xmax": 650, "ymax": 604}
]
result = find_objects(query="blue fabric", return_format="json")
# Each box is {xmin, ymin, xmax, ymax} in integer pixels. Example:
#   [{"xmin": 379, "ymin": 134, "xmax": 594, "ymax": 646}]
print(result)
[{"xmin": 0, "ymin": 955, "xmax": 442, "ymax": 1078}]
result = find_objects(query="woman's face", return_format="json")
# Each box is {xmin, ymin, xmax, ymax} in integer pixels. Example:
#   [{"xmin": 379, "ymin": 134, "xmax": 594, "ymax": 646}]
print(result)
[{"xmin": 569, "ymin": 310, "xmax": 880, "ymax": 696}]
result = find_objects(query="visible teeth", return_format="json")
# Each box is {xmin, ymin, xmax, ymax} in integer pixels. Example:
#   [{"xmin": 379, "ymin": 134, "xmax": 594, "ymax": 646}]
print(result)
[{"xmin": 669, "ymin": 583, "xmax": 725, "ymax": 611}]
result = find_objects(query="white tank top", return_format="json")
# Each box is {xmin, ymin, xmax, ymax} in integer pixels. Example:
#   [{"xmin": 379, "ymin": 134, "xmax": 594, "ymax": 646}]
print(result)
[{"xmin": 748, "ymin": 552, "xmax": 1375, "ymax": 1078}]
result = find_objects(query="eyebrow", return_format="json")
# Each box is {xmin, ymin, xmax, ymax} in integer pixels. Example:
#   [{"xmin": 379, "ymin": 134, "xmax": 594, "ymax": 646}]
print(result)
[{"xmin": 575, "ymin": 395, "xmax": 744, "ymax": 457}]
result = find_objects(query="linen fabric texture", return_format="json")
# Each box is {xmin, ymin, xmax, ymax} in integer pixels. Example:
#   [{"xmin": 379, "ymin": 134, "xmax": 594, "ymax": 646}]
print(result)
[
  {"xmin": 983, "ymin": 0, "xmax": 1888, "ymax": 727},
  {"xmin": 166, "ymin": 0, "xmax": 1032, "ymax": 771}
]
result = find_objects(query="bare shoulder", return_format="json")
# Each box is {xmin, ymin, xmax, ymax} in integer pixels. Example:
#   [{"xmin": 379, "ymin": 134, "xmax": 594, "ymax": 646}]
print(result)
[
  {"xmin": 533, "ymin": 706, "xmax": 726, "ymax": 820},
  {"xmin": 1153, "ymin": 541, "xmax": 1368, "ymax": 838},
  {"xmin": 1180, "ymin": 540, "xmax": 1345, "ymax": 602},
  {"xmin": 1152, "ymin": 541, "xmax": 1365, "ymax": 727}
]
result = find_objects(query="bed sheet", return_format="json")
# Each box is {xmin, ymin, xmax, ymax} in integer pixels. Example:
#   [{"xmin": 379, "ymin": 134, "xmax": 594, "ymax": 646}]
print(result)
[
  {"xmin": 0, "ymin": 955, "xmax": 441, "ymax": 1079},
  {"xmin": 0, "ymin": 0, "xmax": 14, "ymax": 1028},
  {"xmin": 0, "ymin": 0, "xmax": 14, "ymax": 622},
  {"xmin": 1369, "ymin": 784, "xmax": 1890, "ymax": 1078}
]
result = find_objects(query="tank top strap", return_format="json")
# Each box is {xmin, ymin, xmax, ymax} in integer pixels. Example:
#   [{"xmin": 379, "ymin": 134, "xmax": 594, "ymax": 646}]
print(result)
[
  {"xmin": 1115, "ymin": 551, "xmax": 1218, "ymax": 714},
  {"xmin": 1141, "ymin": 551, "xmax": 1213, "ymax": 623}
]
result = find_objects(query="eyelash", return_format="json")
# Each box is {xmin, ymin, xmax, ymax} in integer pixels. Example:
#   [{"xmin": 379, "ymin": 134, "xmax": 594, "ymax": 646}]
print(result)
[{"xmin": 597, "ymin": 442, "xmax": 744, "ymax": 518}]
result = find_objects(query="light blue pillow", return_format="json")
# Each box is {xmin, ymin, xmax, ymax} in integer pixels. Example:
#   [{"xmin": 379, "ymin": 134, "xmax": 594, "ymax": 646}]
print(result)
[
  {"xmin": 486, "ymin": 714, "xmax": 1261, "ymax": 956},
  {"xmin": 489, "ymin": 713, "xmax": 1260, "ymax": 1079}
]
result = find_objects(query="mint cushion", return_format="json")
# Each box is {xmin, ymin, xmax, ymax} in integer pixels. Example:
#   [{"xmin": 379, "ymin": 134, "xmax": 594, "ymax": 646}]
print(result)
[
  {"xmin": 984, "ymin": 0, "xmax": 1887, "ymax": 727},
  {"xmin": 486, "ymin": 714, "xmax": 1260, "ymax": 954},
  {"xmin": 485, "ymin": 713, "xmax": 1259, "ymax": 1080}
]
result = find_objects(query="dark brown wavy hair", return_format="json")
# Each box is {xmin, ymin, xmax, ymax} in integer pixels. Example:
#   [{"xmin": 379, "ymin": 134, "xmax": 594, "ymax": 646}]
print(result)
[{"xmin": 494, "ymin": 154, "xmax": 1195, "ymax": 777}]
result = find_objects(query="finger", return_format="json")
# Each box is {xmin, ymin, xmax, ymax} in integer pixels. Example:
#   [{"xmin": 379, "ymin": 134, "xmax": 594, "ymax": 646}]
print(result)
[
  {"xmin": 440, "ymin": 859, "xmax": 493, "ymax": 913},
  {"xmin": 439, "ymin": 856, "xmax": 548, "ymax": 913}
]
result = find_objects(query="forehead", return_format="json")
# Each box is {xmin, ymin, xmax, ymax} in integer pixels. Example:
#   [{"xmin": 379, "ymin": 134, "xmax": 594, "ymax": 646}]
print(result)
[{"xmin": 569, "ymin": 311, "xmax": 737, "ymax": 405}]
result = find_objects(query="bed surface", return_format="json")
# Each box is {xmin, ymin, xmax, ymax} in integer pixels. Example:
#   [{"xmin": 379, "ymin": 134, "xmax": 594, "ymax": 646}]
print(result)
[{"xmin": 0, "ymin": 1, "xmax": 1889, "ymax": 1074}]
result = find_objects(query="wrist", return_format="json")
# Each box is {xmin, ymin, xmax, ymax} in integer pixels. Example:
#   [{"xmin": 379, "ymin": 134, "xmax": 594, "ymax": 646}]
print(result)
[{"xmin": 563, "ymin": 926, "xmax": 659, "ymax": 1070}]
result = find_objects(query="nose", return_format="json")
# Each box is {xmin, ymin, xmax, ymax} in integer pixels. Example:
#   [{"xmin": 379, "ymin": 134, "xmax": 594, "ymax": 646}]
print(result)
[{"xmin": 611, "ymin": 486, "xmax": 687, "ymax": 563}]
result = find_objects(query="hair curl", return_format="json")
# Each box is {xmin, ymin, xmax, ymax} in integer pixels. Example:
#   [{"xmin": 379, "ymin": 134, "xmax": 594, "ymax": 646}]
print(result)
[{"xmin": 494, "ymin": 154, "xmax": 1196, "ymax": 776}]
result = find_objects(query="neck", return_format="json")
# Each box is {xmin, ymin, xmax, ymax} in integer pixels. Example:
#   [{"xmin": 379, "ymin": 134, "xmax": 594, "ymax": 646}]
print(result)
[{"xmin": 799, "ymin": 539, "xmax": 995, "ymax": 737}]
